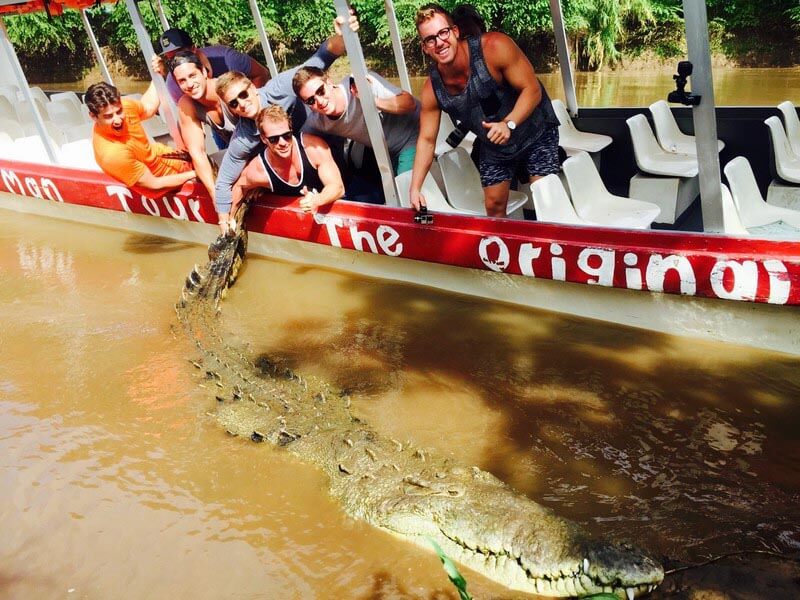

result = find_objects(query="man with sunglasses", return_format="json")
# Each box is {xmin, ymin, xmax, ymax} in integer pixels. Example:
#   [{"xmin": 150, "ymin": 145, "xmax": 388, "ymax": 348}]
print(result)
[
  {"xmin": 291, "ymin": 66, "xmax": 420, "ymax": 180},
  {"xmin": 212, "ymin": 15, "xmax": 358, "ymax": 233},
  {"xmin": 409, "ymin": 3, "xmax": 559, "ymax": 218},
  {"xmin": 228, "ymin": 105, "xmax": 344, "ymax": 218}
]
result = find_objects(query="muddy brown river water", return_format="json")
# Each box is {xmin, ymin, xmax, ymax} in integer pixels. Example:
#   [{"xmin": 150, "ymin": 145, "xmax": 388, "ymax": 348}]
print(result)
[{"xmin": 1, "ymin": 210, "xmax": 799, "ymax": 599}]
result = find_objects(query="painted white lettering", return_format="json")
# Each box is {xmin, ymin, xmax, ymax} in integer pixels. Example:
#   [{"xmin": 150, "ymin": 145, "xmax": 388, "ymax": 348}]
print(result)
[
  {"xmin": 314, "ymin": 213, "xmax": 343, "ymax": 248},
  {"xmin": 163, "ymin": 196, "xmax": 188, "ymax": 220},
  {"xmin": 106, "ymin": 185, "xmax": 133, "ymax": 212},
  {"xmin": 518, "ymin": 243, "xmax": 542, "ymax": 277},
  {"xmin": 710, "ymin": 260, "xmax": 757, "ymax": 301},
  {"xmin": 577, "ymin": 248, "xmax": 615, "ymax": 286},
  {"xmin": 550, "ymin": 243, "xmax": 565, "ymax": 281},
  {"xmin": 24, "ymin": 177, "xmax": 42, "ymax": 199},
  {"xmin": 646, "ymin": 254, "xmax": 696, "ymax": 295},
  {"xmin": 1, "ymin": 169, "xmax": 24, "ymax": 195},
  {"xmin": 763, "ymin": 259, "xmax": 790, "ymax": 305},
  {"xmin": 187, "ymin": 199, "xmax": 206, "ymax": 223},
  {"xmin": 350, "ymin": 226, "xmax": 378, "ymax": 253},
  {"xmin": 40, "ymin": 178, "xmax": 63, "ymax": 202},
  {"xmin": 376, "ymin": 225, "xmax": 402, "ymax": 257},
  {"xmin": 479, "ymin": 236, "xmax": 510, "ymax": 272},
  {"xmin": 624, "ymin": 252, "xmax": 643, "ymax": 290},
  {"xmin": 141, "ymin": 196, "xmax": 160, "ymax": 216}
]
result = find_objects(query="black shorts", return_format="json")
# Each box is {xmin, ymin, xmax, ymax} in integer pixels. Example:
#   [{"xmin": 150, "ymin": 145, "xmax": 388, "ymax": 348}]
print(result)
[{"xmin": 479, "ymin": 126, "xmax": 560, "ymax": 187}]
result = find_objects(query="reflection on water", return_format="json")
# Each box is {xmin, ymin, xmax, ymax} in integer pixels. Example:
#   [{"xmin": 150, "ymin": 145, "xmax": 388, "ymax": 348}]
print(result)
[
  {"xmin": 40, "ymin": 66, "xmax": 800, "ymax": 107},
  {"xmin": 0, "ymin": 210, "xmax": 799, "ymax": 598}
]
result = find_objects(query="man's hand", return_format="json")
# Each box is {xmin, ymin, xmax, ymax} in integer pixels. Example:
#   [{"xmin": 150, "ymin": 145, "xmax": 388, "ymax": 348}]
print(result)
[
  {"xmin": 299, "ymin": 186, "xmax": 321, "ymax": 213},
  {"xmin": 482, "ymin": 120, "xmax": 512, "ymax": 145},
  {"xmin": 151, "ymin": 54, "xmax": 167, "ymax": 78},
  {"xmin": 334, "ymin": 9, "xmax": 359, "ymax": 36},
  {"xmin": 409, "ymin": 187, "xmax": 426, "ymax": 211}
]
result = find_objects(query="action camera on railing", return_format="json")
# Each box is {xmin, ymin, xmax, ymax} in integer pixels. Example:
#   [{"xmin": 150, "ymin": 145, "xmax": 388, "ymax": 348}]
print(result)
[
  {"xmin": 414, "ymin": 206, "xmax": 434, "ymax": 225},
  {"xmin": 667, "ymin": 60, "xmax": 701, "ymax": 106}
]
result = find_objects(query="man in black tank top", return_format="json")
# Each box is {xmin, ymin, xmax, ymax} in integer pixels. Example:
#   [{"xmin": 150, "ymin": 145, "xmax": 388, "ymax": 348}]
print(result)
[
  {"xmin": 228, "ymin": 105, "xmax": 344, "ymax": 218},
  {"xmin": 409, "ymin": 3, "xmax": 560, "ymax": 218}
]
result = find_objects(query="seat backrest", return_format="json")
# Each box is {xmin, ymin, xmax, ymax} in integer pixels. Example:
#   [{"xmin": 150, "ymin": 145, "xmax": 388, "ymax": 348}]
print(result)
[
  {"xmin": 0, "ymin": 84, "xmax": 20, "ymax": 104},
  {"xmin": 62, "ymin": 122, "xmax": 94, "ymax": 143},
  {"xmin": 723, "ymin": 156, "xmax": 765, "ymax": 221},
  {"xmin": 649, "ymin": 99, "xmax": 687, "ymax": 152},
  {"xmin": 437, "ymin": 147, "xmax": 486, "ymax": 213},
  {"xmin": 59, "ymin": 138, "xmax": 102, "ymax": 171},
  {"xmin": 777, "ymin": 100, "xmax": 800, "ymax": 157},
  {"xmin": 529, "ymin": 174, "xmax": 585, "ymax": 225},
  {"xmin": 28, "ymin": 86, "xmax": 49, "ymax": 106},
  {"xmin": 719, "ymin": 183, "xmax": 749, "ymax": 236},
  {"xmin": 562, "ymin": 150, "xmax": 608, "ymax": 211},
  {"xmin": 16, "ymin": 98, "xmax": 50, "ymax": 125},
  {"xmin": 550, "ymin": 98, "xmax": 576, "ymax": 131},
  {"xmin": 50, "ymin": 91, "xmax": 83, "ymax": 113},
  {"xmin": 0, "ymin": 95, "xmax": 14, "ymax": 121},
  {"xmin": 626, "ymin": 114, "xmax": 664, "ymax": 168},
  {"xmin": 46, "ymin": 98, "xmax": 86, "ymax": 128},
  {"xmin": 764, "ymin": 115, "xmax": 797, "ymax": 181},
  {"xmin": 0, "ymin": 117, "xmax": 25, "ymax": 140},
  {"xmin": 395, "ymin": 169, "xmax": 451, "ymax": 211}
]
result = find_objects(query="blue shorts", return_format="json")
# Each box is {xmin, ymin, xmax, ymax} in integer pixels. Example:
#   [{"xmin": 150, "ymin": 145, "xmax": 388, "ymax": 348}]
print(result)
[{"xmin": 479, "ymin": 126, "xmax": 560, "ymax": 187}]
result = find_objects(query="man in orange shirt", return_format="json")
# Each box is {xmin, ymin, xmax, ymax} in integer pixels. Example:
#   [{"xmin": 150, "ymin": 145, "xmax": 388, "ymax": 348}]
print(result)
[{"xmin": 86, "ymin": 82, "xmax": 196, "ymax": 198}]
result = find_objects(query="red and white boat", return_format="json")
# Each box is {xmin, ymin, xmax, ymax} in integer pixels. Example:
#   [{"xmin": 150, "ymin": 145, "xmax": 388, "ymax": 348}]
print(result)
[{"xmin": 0, "ymin": 0, "xmax": 798, "ymax": 356}]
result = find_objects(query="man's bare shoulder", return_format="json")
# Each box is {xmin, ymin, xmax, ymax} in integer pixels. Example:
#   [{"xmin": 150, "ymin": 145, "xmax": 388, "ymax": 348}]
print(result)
[
  {"xmin": 177, "ymin": 95, "xmax": 199, "ymax": 118},
  {"xmin": 480, "ymin": 31, "xmax": 519, "ymax": 62},
  {"xmin": 300, "ymin": 132, "xmax": 330, "ymax": 150}
]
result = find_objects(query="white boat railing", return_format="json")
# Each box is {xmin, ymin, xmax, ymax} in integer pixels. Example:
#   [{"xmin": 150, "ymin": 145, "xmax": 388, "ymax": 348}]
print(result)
[
  {"xmin": 383, "ymin": 0, "xmax": 412, "ymax": 93},
  {"xmin": 683, "ymin": 0, "xmax": 724, "ymax": 232},
  {"xmin": 549, "ymin": 0, "xmax": 578, "ymax": 117},
  {"xmin": 332, "ymin": 0, "xmax": 400, "ymax": 207},
  {"xmin": 248, "ymin": 0, "xmax": 279, "ymax": 79},
  {"xmin": 80, "ymin": 9, "xmax": 113, "ymax": 85},
  {"xmin": 153, "ymin": 0, "xmax": 170, "ymax": 31}
]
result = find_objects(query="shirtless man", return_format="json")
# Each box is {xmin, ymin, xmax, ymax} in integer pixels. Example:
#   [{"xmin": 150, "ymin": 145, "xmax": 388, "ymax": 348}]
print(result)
[
  {"xmin": 409, "ymin": 3, "xmax": 560, "ymax": 217},
  {"xmin": 87, "ymin": 82, "xmax": 196, "ymax": 198},
  {"xmin": 230, "ymin": 105, "xmax": 344, "ymax": 218}
]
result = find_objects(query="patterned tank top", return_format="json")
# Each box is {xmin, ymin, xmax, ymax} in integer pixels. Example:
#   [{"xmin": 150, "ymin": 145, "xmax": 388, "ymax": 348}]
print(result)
[{"xmin": 259, "ymin": 133, "xmax": 324, "ymax": 196}]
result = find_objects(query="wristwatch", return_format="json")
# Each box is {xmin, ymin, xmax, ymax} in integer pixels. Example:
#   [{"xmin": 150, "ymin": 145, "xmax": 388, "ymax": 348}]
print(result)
[{"xmin": 505, "ymin": 119, "xmax": 517, "ymax": 131}]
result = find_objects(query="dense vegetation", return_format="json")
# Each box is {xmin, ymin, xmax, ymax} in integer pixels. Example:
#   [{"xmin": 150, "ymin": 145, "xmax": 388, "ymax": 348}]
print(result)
[{"xmin": 5, "ymin": 0, "xmax": 800, "ymax": 82}]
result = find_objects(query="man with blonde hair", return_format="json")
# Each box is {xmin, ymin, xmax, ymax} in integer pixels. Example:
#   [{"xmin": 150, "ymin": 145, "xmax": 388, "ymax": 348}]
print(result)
[
  {"xmin": 409, "ymin": 3, "xmax": 559, "ymax": 217},
  {"xmin": 228, "ymin": 105, "xmax": 344, "ymax": 216}
]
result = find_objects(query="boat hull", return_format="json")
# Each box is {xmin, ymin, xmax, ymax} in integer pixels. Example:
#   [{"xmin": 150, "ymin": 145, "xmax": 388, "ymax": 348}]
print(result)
[{"xmin": 1, "ymin": 157, "xmax": 798, "ymax": 355}]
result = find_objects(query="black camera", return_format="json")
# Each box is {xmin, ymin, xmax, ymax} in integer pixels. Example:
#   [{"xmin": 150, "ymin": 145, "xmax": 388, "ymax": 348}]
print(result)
[
  {"xmin": 414, "ymin": 206, "xmax": 434, "ymax": 225},
  {"xmin": 445, "ymin": 121, "xmax": 469, "ymax": 148},
  {"xmin": 667, "ymin": 60, "xmax": 701, "ymax": 106}
]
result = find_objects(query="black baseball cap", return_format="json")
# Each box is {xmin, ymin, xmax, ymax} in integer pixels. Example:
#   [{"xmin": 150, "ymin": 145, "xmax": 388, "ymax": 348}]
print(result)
[{"xmin": 159, "ymin": 28, "xmax": 194, "ymax": 55}]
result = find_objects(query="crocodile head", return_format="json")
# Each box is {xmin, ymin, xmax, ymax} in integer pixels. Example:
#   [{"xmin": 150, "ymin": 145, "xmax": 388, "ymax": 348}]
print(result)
[{"xmin": 376, "ymin": 478, "xmax": 663, "ymax": 598}]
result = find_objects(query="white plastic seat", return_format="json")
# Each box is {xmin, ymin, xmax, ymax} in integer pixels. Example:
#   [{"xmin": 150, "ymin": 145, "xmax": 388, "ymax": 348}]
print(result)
[
  {"xmin": 16, "ymin": 98, "xmax": 51, "ymax": 132},
  {"xmin": 551, "ymin": 98, "xmax": 612, "ymax": 153},
  {"xmin": 395, "ymin": 169, "xmax": 481, "ymax": 215},
  {"xmin": 46, "ymin": 98, "xmax": 87, "ymax": 129},
  {"xmin": 0, "ymin": 135, "xmax": 60, "ymax": 164},
  {"xmin": 436, "ymin": 147, "xmax": 528, "ymax": 219},
  {"xmin": 28, "ymin": 86, "xmax": 49, "ymax": 106},
  {"xmin": 0, "ymin": 95, "xmax": 15, "ymax": 122},
  {"xmin": 719, "ymin": 183, "xmax": 749, "ymax": 236},
  {"xmin": 724, "ymin": 156, "xmax": 800, "ymax": 228},
  {"xmin": 50, "ymin": 91, "xmax": 83, "ymax": 113},
  {"xmin": 527, "ymin": 174, "xmax": 591, "ymax": 225},
  {"xmin": 764, "ymin": 116, "xmax": 800, "ymax": 184},
  {"xmin": 649, "ymin": 100, "xmax": 724, "ymax": 154},
  {"xmin": 142, "ymin": 116, "xmax": 170, "ymax": 140},
  {"xmin": 0, "ymin": 117, "xmax": 25, "ymax": 140},
  {"xmin": 626, "ymin": 114, "xmax": 698, "ymax": 177},
  {"xmin": 563, "ymin": 151, "xmax": 659, "ymax": 229},
  {"xmin": 59, "ymin": 139, "xmax": 102, "ymax": 171},
  {"xmin": 777, "ymin": 101, "xmax": 800, "ymax": 157},
  {"xmin": 62, "ymin": 122, "xmax": 94, "ymax": 143},
  {"xmin": 0, "ymin": 83, "xmax": 20, "ymax": 103}
]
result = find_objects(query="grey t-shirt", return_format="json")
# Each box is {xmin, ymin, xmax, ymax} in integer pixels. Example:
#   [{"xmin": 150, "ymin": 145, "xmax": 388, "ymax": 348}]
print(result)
[{"xmin": 301, "ymin": 73, "xmax": 419, "ymax": 157}]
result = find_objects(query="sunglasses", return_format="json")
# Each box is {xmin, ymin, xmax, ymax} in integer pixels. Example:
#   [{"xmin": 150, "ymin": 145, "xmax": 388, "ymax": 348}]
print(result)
[
  {"xmin": 265, "ymin": 130, "xmax": 293, "ymax": 145},
  {"xmin": 422, "ymin": 27, "xmax": 453, "ymax": 48},
  {"xmin": 303, "ymin": 83, "xmax": 326, "ymax": 107},
  {"xmin": 226, "ymin": 88, "xmax": 250, "ymax": 110}
]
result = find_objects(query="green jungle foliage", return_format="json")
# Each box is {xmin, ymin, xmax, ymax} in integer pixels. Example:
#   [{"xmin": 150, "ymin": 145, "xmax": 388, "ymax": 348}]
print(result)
[{"xmin": 4, "ymin": 0, "xmax": 800, "ymax": 82}]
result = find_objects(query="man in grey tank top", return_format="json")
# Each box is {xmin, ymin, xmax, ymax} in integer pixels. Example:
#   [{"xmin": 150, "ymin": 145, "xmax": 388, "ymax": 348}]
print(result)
[{"xmin": 409, "ymin": 3, "xmax": 560, "ymax": 218}]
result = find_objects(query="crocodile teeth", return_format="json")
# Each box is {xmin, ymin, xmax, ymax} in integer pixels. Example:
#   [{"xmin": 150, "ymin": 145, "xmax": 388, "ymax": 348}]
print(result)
[
  {"xmin": 626, "ymin": 587, "xmax": 635, "ymax": 600},
  {"xmin": 583, "ymin": 558, "xmax": 589, "ymax": 573}
]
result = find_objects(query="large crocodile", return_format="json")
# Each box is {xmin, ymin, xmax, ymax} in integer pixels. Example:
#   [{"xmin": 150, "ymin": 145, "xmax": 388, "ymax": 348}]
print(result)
[{"xmin": 175, "ymin": 207, "xmax": 663, "ymax": 598}]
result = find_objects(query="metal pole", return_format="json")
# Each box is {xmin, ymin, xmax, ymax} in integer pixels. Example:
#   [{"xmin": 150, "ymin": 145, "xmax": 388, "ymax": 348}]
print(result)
[
  {"xmin": 682, "ymin": 0, "xmax": 723, "ymax": 232},
  {"xmin": 549, "ymin": 0, "xmax": 577, "ymax": 116},
  {"xmin": 332, "ymin": 0, "xmax": 399, "ymax": 207},
  {"xmin": 384, "ymin": 0, "xmax": 412, "ymax": 93},
  {"xmin": 81, "ymin": 9, "xmax": 113, "ymax": 85},
  {"xmin": 153, "ymin": 0, "xmax": 170, "ymax": 31},
  {"xmin": 122, "ymin": 0, "xmax": 183, "ymax": 147},
  {"xmin": 0, "ymin": 17, "xmax": 59, "ymax": 164},
  {"xmin": 247, "ymin": 0, "xmax": 279, "ymax": 79}
]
